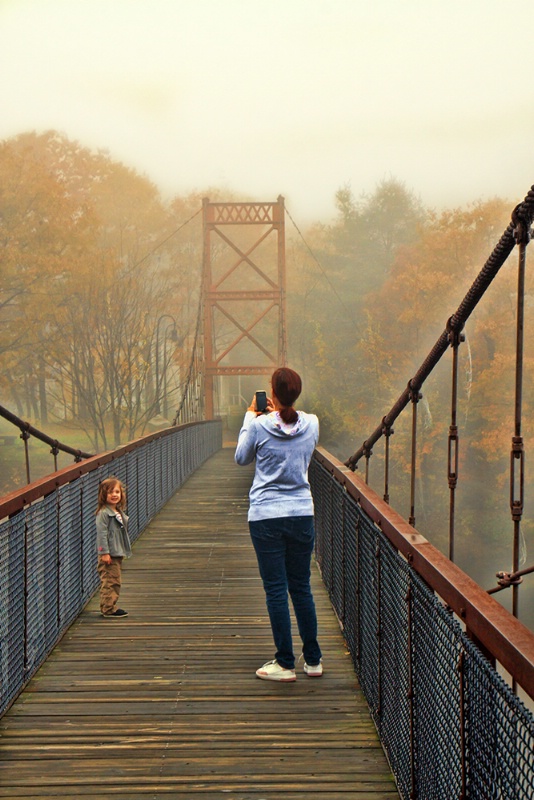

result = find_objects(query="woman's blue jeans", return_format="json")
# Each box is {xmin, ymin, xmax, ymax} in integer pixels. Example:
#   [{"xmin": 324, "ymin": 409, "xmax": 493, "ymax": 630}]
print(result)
[{"xmin": 249, "ymin": 516, "xmax": 322, "ymax": 670}]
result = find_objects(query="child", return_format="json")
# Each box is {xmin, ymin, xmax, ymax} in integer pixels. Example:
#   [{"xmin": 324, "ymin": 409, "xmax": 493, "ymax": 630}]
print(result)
[{"xmin": 95, "ymin": 476, "xmax": 132, "ymax": 619}]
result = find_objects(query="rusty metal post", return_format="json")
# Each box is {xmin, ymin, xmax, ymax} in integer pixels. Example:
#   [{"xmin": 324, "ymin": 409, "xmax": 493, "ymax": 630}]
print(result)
[
  {"xmin": 382, "ymin": 417, "xmax": 393, "ymax": 503},
  {"xmin": 510, "ymin": 206, "xmax": 530, "ymax": 622},
  {"xmin": 405, "ymin": 584, "xmax": 416, "ymax": 799},
  {"xmin": 364, "ymin": 442, "xmax": 372, "ymax": 485},
  {"xmin": 447, "ymin": 321, "xmax": 464, "ymax": 563},
  {"xmin": 340, "ymin": 486, "xmax": 347, "ymax": 624},
  {"xmin": 277, "ymin": 195, "xmax": 288, "ymax": 367},
  {"xmin": 457, "ymin": 650, "xmax": 466, "ymax": 800},
  {"xmin": 408, "ymin": 383, "xmax": 422, "ymax": 527},
  {"xmin": 51, "ymin": 443, "xmax": 59, "ymax": 473},
  {"xmin": 23, "ymin": 516, "xmax": 29, "ymax": 673},
  {"xmin": 55, "ymin": 490, "xmax": 61, "ymax": 630},
  {"xmin": 202, "ymin": 198, "xmax": 215, "ymax": 419},
  {"xmin": 21, "ymin": 429, "xmax": 31, "ymax": 485},
  {"xmin": 376, "ymin": 540, "xmax": 382, "ymax": 716}
]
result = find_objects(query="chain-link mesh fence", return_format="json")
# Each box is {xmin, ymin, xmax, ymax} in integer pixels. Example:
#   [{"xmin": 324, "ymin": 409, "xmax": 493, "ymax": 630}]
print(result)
[{"xmin": 311, "ymin": 457, "xmax": 534, "ymax": 800}]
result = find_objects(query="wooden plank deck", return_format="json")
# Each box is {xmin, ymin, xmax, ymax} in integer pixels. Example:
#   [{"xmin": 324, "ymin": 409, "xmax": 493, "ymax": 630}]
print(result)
[{"xmin": 0, "ymin": 446, "xmax": 399, "ymax": 799}]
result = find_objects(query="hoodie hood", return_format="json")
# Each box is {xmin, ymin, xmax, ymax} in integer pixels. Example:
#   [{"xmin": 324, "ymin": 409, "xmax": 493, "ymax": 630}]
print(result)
[{"xmin": 257, "ymin": 410, "xmax": 313, "ymax": 438}]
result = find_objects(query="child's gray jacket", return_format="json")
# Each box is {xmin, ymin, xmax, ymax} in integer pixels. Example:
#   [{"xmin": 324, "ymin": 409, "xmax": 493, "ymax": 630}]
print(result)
[{"xmin": 96, "ymin": 507, "xmax": 132, "ymax": 558}]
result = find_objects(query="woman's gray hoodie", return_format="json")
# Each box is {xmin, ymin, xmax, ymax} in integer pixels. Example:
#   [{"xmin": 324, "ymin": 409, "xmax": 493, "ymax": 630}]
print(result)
[{"xmin": 235, "ymin": 410, "xmax": 319, "ymax": 521}]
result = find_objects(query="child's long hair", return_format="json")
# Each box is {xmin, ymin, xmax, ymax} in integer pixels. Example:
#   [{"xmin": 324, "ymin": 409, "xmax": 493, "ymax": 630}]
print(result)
[
  {"xmin": 271, "ymin": 367, "xmax": 302, "ymax": 425},
  {"xmin": 96, "ymin": 477, "xmax": 126, "ymax": 513}
]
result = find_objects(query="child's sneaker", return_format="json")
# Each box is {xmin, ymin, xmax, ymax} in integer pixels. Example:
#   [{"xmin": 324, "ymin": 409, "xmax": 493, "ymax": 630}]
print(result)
[
  {"xmin": 256, "ymin": 659, "xmax": 296, "ymax": 682},
  {"xmin": 303, "ymin": 660, "xmax": 323, "ymax": 677},
  {"xmin": 102, "ymin": 609, "xmax": 129, "ymax": 618}
]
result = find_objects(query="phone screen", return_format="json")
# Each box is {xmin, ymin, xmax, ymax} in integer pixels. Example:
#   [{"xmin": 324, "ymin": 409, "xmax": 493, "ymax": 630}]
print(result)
[{"xmin": 255, "ymin": 391, "xmax": 267, "ymax": 412}]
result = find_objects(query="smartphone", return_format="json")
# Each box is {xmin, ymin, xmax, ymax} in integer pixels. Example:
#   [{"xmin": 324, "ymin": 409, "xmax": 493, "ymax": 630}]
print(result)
[{"xmin": 255, "ymin": 390, "xmax": 268, "ymax": 413}]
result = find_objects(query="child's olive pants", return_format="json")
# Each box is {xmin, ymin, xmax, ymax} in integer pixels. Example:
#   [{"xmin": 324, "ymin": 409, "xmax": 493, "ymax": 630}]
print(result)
[{"xmin": 97, "ymin": 556, "xmax": 123, "ymax": 615}]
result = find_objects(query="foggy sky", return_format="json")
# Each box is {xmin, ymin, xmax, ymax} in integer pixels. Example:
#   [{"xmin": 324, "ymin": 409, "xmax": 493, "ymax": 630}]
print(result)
[{"xmin": 1, "ymin": 0, "xmax": 534, "ymax": 223}]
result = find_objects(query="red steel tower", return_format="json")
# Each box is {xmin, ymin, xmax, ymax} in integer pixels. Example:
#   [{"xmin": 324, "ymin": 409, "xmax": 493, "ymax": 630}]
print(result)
[{"xmin": 202, "ymin": 196, "xmax": 287, "ymax": 419}]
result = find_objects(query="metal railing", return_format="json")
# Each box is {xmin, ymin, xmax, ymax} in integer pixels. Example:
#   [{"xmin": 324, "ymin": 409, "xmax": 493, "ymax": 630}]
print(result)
[
  {"xmin": 0, "ymin": 402, "xmax": 94, "ymax": 483},
  {"xmin": 344, "ymin": 187, "xmax": 534, "ymax": 619},
  {"xmin": 311, "ymin": 447, "xmax": 534, "ymax": 800},
  {"xmin": 0, "ymin": 420, "xmax": 222, "ymax": 718}
]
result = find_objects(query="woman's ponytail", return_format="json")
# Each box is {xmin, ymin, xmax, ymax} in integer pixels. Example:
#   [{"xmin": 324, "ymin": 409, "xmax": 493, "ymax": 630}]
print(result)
[{"xmin": 271, "ymin": 367, "xmax": 302, "ymax": 425}]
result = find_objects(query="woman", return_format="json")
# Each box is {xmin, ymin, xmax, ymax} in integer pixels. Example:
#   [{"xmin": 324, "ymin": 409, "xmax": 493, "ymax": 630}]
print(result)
[{"xmin": 235, "ymin": 367, "xmax": 322, "ymax": 682}]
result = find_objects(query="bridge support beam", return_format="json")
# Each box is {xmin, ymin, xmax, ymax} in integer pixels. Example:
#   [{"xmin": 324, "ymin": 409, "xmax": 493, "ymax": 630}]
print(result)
[{"xmin": 201, "ymin": 197, "xmax": 287, "ymax": 420}]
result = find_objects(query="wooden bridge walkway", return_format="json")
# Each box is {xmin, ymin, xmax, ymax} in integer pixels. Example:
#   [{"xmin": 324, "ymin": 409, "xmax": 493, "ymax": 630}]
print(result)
[{"xmin": 0, "ymin": 446, "xmax": 399, "ymax": 799}]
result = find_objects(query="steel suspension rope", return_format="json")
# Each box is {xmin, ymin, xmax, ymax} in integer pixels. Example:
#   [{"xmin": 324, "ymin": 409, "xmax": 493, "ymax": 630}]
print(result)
[
  {"xmin": 171, "ymin": 292, "xmax": 204, "ymax": 426},
  {"xmin": 345, "ymin": 183, "xmax": 534, "ymax": 471},
  {"xmin": 0, "ymin": 403, "xmax": 93, "ymax": 484}
]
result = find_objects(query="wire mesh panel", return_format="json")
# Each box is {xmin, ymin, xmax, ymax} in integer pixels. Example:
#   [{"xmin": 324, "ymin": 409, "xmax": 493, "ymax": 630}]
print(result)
[
  {"xmin": 57, "ymin": 483, "xmax": 84, "ymax": 629},
  {"xmin": 0, "ymin": 420, "xmax": 222, "ymax": 718},
  {"xmin": 0, "ymin": 512, "xmax": 25, "ymax": 713},
  {"xmin": 80, "ymin": 470, "xmax": 102, "ymax": 601},
  {"xmin": 378, "ymin": 536, "xmax": 411, "ymax": 798},
  {"xmin": 310, "ymin": 454, "xmax": 534, "ymax": 800},
  {"xmin": 356, "ymin": 511, "xmax": 381, "ymax": 716},
  {"xmin": 25, "ymin": 494, "xmax": 58, "ymax": 666},
  {"xmin": 463, "ymin": 636, "xmax": 534, "ymax": 799},
  {"xmin": 136, "ymin": 445, "xmax": 150, "ymax": 534},
  {"xmin": 313, "ymin": 462, "xmax": 332, "ymax": 592},
  {"xmin": 341, "ymin": 498, "xmax": 360, "ymax": 665},
  {"xmin": 146, "ymin": 440, "xmax": 158, "ymax": 521},
  {"xmin": 329, "ymin": 481, "xmax": 346, "ymax": 619},
  {"xmin": 411, "ymin": 572, "xmax": 464, "ymax": 799}
]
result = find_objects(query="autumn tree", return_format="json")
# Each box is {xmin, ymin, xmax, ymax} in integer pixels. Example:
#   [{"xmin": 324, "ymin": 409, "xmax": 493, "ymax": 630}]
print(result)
[
  {"xmin": 286, "ymin": 178, "xmax": 427, "ymax": 456},
  {"xmin": 0, "ymin": 131, "xmax": 199, "ymax": 447},
  {"xmin": 0, "ymin": 131, "xmax": 96, "ymax": 419}
]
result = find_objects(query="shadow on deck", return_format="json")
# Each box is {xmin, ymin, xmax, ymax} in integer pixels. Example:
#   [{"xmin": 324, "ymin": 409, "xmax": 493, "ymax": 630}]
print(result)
[{"xmin": 0, "ymin": 447, "xmax": 398, "ymax": 799}]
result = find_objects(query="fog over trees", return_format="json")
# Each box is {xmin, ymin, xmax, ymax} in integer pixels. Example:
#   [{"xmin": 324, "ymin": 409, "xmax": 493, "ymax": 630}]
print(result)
[{"xmin": 1, "ymin": 130, "xmax": 532, "ymax": 622}]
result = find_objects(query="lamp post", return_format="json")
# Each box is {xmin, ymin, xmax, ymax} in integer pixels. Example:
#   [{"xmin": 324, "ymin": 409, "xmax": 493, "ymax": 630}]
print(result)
[
  {"xmin": 163, "ymin": 326, "xmax": 179, "ymax": 419},
  {"xmin": 155, "ymin": 315, "xmax": 179, "ymax": 416}
]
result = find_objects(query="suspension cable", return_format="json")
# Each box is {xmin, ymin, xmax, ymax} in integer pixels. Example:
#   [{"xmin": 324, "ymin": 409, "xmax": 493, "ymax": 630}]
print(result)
[
  {"xmin": 122, "ymin": 207, "xmax": 203, "ymax": 276},
  {"xmin": 284, "ymin": 205, "xmax": 360, "ymax": 332},
  {"xmin": 171, "ymin": 292, "xmax": 204, "ymax": 426},
  {"xmin": 345, "ymin": 183, "xmax": 534, "ymax": 471},
  {"xmin": 0, "ymin": 403, "xmax": 93, "ymax": 482}
]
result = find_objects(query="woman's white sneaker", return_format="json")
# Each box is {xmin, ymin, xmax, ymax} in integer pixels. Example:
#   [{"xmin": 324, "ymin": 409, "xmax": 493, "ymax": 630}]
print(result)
[
  {"xmin": 303, "ymin": 661, "xmax": 323, "ymax": 677},
  {"xmin": 256, "ymin": 660, "xmax": 296, "ymax": 682}
]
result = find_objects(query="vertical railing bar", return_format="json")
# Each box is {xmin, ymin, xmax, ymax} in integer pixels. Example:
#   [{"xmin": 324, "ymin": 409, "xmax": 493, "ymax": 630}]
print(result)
[
  {"xmin": 376, "ymin": 538, "xmax": 382, "ymax": 717},
  {"xmin": 356, "ymin": 509, "xmax": 362, "ymax": 666},
  {"xmin": 447, "ymin": 320, "xmax": 464, "ymax": 563},
  {"xmin": 405, "ymin": 582, "xmax": 416, "ymax": 799},
  {"xmin": 408, "ymin": 383, "xmax": 421, "ymax": 528},
  {"xmin": 382, "ymin": 417, "xmax": 393, "ymax": 504},
  {"xmin": 80, "ymin": 479, "xmax": 85, "ymax": 598},
  {"xmin": 160, "ymin": 436, "xmax": 164, "ymax": 508},
  {"xmin": 23, "ymin": 514, "xmax": 29, "ymax": 675},
  {"xmin": 509, "ymin": 206, "xmax": 530, "ymax": 634},
  {"xmin": 329, "ymin": 479, "xmax": 335, "ymax": 596},
  {"xmin": 56, "ymin": 489, "xmax": 61, "ymax": 632},
  {"xmin": 341, "ymin": 486, "xmax": 346, "ymax": 625},
  {"xmin": 51, "ymin": 443, "xmax": 59, "ymax": 474},
  {"xmin": 457, "ymin": 649, "xmax": 466, "ymax": 800},
  {"xmin": 363, "ymin": 442, "xmax": 372, "ymax": 485},
  {"xmin": 135, "ymin": 450, "xmax": 140, "ymax": 539},
  {"xmin": 21, "ymin": 430, "xmax": 31, "ymax": 485}
]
